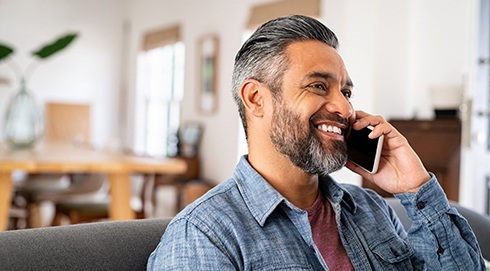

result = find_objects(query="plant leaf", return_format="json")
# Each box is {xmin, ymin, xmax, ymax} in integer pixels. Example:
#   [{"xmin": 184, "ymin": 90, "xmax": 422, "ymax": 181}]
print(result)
[
  {"xmin": 32, "ymin": 33, "xmax": 78, "ymax": 59},
  {"xmin": 0, "ymin": 44, "xmax": 14, "ymax": 62}
]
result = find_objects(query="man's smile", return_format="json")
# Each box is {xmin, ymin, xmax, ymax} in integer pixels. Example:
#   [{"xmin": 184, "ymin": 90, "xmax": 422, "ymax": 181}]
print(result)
[
  {"xmin": 317, "ymin": 124, "xmax": 342, "ymax": 135},
  {"xmin": 314, "ymin": 122, "xmax": 346, "ymax": 141}
]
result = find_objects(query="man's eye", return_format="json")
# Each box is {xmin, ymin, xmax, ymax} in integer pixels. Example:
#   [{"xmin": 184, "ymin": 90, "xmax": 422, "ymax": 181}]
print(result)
[
  {"xmin": 342, "ymin": 89, "xmax": 352, "ymax": 99},
  {"xmin": 308, "ymin": 83, "xmax": 327, "ymax": 91}
]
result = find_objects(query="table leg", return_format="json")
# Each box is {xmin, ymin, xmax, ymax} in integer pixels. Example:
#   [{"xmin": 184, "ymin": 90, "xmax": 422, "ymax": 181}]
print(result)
[
  {"xmin": 107, "ymin": 172, "xmax": 135, "ymax": 220},
  {"xmin": 0, "ymin": 171, "xmax": 13, "ymax": 231}
]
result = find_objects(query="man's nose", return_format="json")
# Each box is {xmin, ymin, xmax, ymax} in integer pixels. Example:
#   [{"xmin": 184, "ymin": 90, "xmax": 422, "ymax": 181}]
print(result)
[{"xmin": 325, "ymin": 91, "xmax": 353, "ymax": 119}]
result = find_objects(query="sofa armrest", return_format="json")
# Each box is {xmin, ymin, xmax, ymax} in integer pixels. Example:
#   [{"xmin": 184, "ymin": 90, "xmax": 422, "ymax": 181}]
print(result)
[{"xmin": 0, "ymin": 218, "xmax": 171, "ymax": 271}]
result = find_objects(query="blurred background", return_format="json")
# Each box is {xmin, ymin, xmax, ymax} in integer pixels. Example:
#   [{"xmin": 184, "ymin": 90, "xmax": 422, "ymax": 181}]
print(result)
[{"xmin": 1, "ymin": 0, "xmax": 489, "ymax": 218}]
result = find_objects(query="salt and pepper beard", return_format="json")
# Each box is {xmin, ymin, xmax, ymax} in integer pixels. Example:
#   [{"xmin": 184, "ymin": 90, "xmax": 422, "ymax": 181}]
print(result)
[{"xmin": 270, "ymin": 97, "xmax": 349, "ymax": 175}]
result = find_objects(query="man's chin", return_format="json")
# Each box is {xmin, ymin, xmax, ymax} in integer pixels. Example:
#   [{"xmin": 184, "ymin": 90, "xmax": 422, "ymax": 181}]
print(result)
[
  {"xmin": 299, "ymin": 149, "xmax": 348, "ymax": 175},
  {"xmin": 321, "ymin": 139, "xmax": 347, "ymax": 153}
]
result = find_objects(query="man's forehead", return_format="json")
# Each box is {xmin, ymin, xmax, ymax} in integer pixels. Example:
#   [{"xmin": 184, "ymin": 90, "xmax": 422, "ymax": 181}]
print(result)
[{"xmin": 285, "ymin": 40, "xmax": 352, "ymax": 85}]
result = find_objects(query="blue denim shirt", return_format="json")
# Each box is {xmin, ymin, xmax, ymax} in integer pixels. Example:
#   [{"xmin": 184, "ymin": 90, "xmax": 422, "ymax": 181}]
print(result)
[{"xmin": 148, "ymin": 156, "xmax": 485, "ymax": 270}]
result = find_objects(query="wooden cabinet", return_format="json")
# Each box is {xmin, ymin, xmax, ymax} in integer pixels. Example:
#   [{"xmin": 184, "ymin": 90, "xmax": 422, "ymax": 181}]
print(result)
[
  {"xmin": 152, "ymin": 156, "xmax": 204, "ymax": 214},
  {"xmin": 362, "ymin": 118, "xmax": 461, "ymax": 201}
]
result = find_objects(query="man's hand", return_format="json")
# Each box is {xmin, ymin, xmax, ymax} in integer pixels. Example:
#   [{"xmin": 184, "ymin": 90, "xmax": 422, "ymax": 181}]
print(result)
[{"xmin": 345, "ymin": 110, "xmax": 431, "ymax": 194}]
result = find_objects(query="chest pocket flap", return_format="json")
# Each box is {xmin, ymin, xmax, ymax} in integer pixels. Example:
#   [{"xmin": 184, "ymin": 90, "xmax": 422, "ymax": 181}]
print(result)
[{"xmin": 371, "ymin": 236, "xmax": 414, "ymax": 263}]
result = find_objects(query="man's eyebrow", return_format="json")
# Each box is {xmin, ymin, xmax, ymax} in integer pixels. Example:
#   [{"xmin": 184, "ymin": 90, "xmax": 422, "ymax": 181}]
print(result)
[
  {"xmin": 304, "ymin": 71, "xmax": 354, "ymax": 88},
  {"xmin": 346, "ymin": 78, "xmax": 354, "ymax": 88}
]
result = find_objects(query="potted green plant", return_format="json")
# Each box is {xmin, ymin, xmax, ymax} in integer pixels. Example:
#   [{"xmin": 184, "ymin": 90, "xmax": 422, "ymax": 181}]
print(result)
[{"xmin": 0, "ymin": 33, "xmax": 77, "ymax": 149}]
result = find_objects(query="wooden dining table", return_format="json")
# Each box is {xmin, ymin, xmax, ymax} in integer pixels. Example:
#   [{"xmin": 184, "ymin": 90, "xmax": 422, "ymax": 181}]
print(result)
[{"xmin": 0, "ymin": 141, "xmax": 187, "ymax": 231}]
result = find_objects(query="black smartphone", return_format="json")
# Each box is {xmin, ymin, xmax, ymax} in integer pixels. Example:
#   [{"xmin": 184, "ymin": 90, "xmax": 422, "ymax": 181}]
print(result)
[{"xmin": 346, "ymin": 126, "xmax": 384, "ymax": 174}]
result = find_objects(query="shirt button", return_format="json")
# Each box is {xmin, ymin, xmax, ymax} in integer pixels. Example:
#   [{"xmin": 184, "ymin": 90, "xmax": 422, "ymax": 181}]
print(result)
[
  {"xmin": 309, "ymin": 245, "xmax": 316, "ymax": 253},
  {"xmin": 390, "ymin": 247, "xmax": 400, "ymax": 257},
  {"xmin": 437, "ymin": 246, "xmax": 445, "ymax": 255},
  {"xmin": 416, "ymin": 201, "xmax": 425, "ymax": 209}
]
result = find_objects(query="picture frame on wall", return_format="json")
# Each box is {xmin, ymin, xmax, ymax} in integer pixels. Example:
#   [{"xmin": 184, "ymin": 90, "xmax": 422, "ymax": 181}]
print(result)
[{"xmin": 198, "ymin": 34, "xmax": 219, "ymax": 114}]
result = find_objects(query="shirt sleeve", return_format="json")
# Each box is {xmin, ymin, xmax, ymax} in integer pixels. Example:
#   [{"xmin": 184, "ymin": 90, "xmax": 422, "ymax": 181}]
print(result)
[
  {"xmin": 147, "ymin": 217, "xmax": 236, "ymax": 270},
  {"xmin": 395, "ymin": 175, "xmax": 486, "ymax": 270}
]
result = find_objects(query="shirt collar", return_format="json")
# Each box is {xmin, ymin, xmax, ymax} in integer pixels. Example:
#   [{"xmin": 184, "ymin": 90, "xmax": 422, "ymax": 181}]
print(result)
[
  {"xmin": 234, "ymin": 156, "xmax": 357, "ymax": 226},
  {"xmin": 234, "ymin": 156, "xmax": 285, "ymax": 227},
  {"xmin": 319, "ymin": 174, "xmax": 357, "ymax": 213}
]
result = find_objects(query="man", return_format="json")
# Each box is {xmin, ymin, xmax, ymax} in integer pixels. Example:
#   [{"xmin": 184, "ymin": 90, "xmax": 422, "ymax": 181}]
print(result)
[{"xmin": 148, "ymin": 15, "xmax": 484, "ymax": 270}]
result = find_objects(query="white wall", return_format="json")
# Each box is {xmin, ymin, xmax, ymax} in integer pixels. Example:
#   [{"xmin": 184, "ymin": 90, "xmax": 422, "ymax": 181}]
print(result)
[
  {"xmin": 0, "ymin": 0, "xmax": 482, "ymax": 209},
  {"xmin": 0, "ymin": 0, "xmax": 126, "ymax": 147},
  {"xmin": 323, "ymin": 0, "xmax": 471, "ymax": 119}
]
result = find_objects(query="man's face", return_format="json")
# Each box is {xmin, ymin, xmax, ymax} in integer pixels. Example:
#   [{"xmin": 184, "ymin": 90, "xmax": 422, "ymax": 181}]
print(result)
[{"xmin": 269, "ymin": 40, "xmax": 355, "ymax": 175}]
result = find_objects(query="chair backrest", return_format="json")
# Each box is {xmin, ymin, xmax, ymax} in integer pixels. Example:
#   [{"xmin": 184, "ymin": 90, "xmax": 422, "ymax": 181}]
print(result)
[
  {"xmin": 44, "ymin": 102, "xmax": 91, "ymax": 144},
  {"xmin": 0, "ymin": 218, "xmax": 171, "ymax": 271},
  {"xmin": 385, "ymin": 197, "xmax": 490, "ymax": 260}
]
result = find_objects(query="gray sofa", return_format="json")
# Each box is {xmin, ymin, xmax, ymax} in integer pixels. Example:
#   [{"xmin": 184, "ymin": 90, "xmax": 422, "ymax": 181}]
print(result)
[
  {"xmin": 0, "ymin": 200, "xmax": 488, "ymax": 270},
  {"xmin": 0, "ymin": 218, "xmax": 171, "ymax": 271}
]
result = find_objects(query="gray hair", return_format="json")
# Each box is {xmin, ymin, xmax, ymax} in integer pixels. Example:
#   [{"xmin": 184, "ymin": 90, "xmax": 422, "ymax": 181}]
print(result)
[{"xmin": 231, "ymin": 15, "xmax": 339, "ymax": 139}]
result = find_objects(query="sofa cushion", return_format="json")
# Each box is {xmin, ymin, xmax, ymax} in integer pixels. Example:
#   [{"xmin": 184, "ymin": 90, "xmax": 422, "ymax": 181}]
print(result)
[{"xmin": 0, "ymin": 218, "xmax": 170, "ymax": 271}]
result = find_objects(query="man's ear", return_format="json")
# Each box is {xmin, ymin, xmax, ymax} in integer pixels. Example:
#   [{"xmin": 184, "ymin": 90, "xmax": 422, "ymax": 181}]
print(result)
[{"xmin": 240, "ymin": 79, "xmax": 267, "ymax": 117}]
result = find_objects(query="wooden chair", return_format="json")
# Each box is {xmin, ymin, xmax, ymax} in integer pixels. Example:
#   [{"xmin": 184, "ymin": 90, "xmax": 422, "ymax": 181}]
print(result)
[
  {"xmin": 45, "ymin": 173, "xmax": 110, "ymax": 226},
  {"xmin": 50, "ymin": 173, "xmax": 151, "ymax": 226},
  {"xmin": 43, "ymin": 102, "xmax": 91, "ymax": 145},
  {"xmin": 42, "ymin": 102, "xmax": 113, "ymax": 225},
  {"xmin": 11, "ymin": 102, "xmax": 106, "ymax": 228}
]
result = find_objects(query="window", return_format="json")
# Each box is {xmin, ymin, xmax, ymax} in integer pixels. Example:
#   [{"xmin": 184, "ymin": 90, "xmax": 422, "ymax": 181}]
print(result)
[{"xmin": 134, "ymin": 30, "xmax": 184, "ymax": 158}]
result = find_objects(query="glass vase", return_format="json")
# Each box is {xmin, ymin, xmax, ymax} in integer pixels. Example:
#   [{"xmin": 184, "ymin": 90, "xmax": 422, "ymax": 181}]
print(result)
[{"xmin": 3, "ymin": 79, "xmax": 44, "ymax": 149}]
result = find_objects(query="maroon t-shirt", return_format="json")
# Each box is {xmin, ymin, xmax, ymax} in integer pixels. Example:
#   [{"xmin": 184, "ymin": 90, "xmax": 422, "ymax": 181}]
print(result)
[{"xmin": 306, "ymin": 191, "xmax": 355, "ymax": 270}]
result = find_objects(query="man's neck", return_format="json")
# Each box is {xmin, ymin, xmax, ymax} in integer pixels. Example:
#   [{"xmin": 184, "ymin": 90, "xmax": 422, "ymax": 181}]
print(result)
[{"xmin": 247, "ymin": 150, "xmax": 319, "ymax": 210}]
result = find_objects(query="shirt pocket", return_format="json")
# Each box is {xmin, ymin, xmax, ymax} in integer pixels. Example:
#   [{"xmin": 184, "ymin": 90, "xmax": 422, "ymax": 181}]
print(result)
[
  {"xmin": 370, "ymin": 235, "xmax": 415, "ymax": 270},
  {"xmin": 249, "ymin": 255, "xmax": 316, "ymax": 271},
  {"xmin": 252, "ymin": 264, "xmax": 313, "ymax": 271}
]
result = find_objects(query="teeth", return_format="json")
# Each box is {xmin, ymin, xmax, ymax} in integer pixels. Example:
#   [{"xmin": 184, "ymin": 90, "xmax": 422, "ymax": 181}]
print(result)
[{"xmin": 318, "ymin": 124, "xmax": 342, "ymax": 135}]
